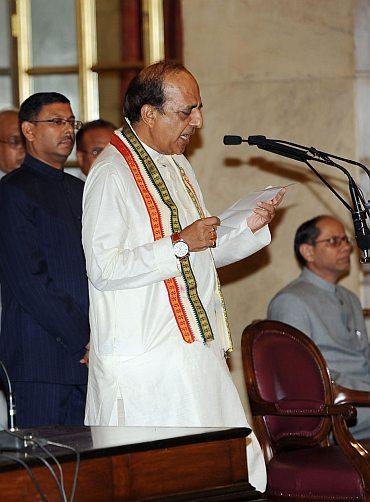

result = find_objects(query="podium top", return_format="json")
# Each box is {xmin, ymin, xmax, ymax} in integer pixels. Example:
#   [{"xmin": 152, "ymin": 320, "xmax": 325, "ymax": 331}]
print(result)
[{"xmin": 0, "ymin": 426, "xmax": 251, "ymax": 469}]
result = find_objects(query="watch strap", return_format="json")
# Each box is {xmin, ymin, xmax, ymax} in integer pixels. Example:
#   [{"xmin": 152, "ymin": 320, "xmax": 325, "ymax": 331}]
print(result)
[{"xmin": 171, "ymin": 232, "xmax": 182, "ymax": 245}]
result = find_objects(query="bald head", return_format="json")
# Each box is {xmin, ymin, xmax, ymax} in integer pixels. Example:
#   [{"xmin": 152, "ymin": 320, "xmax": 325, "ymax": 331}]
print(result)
[{"xmin": 0, "ymin": 110, "xmax": 25, "ymax": 174}]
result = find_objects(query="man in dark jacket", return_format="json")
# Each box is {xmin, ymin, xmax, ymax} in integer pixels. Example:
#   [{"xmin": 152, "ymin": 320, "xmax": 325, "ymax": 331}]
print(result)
[{"xmin": 0, "ymin": 92, "xmax": 89, "ymax": 427}]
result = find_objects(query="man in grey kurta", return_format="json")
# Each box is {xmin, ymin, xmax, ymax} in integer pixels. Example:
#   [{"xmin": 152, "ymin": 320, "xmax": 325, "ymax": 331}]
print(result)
[{"xmin": 268, "ymin": 215, "xmax": 370, "ymax": 439}]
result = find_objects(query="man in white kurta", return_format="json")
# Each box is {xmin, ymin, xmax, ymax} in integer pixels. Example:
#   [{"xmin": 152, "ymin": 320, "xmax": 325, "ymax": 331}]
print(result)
[{"xmin": 82, "ymin": 62, "xmax": 284, "ymax": 492}]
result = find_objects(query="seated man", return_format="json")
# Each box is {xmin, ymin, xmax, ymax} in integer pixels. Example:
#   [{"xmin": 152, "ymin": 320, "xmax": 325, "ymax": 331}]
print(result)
[{"xmin": 268, "ymin": 215, "xmax": 370, "ymax": 439}]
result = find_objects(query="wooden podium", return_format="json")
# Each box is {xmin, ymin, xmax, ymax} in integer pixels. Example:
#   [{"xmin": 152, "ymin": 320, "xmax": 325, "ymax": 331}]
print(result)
[{"xmin": 0, "ymin": 426, "xmax": 266, "ymax": 500}]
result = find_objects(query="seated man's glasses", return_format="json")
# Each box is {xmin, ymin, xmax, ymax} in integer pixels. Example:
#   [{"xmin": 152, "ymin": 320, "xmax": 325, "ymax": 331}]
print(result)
[
  {"xmin": 0, "ymin": 136, "xmax": 24, "ymax": 150},
  {"xmin": 30, "ymin": 118, "xmax": 83, "ymax": 130},
  {"xmin": 314, "ymin": 235, "xmax": 353, "ymax": 248}
]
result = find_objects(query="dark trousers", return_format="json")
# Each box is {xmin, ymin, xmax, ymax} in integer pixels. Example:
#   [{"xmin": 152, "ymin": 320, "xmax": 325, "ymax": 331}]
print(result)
[{"xmin": 12, "ymin": 382, "xmax": 87, "ymax": 428}]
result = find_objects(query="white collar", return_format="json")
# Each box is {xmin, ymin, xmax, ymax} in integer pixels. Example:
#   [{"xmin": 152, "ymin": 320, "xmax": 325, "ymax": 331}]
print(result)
[{"xmin": 125, "ymin": 118, "xmax": 173, "ymax": 167}]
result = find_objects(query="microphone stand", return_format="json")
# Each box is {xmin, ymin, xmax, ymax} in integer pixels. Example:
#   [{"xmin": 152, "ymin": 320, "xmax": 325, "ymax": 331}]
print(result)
[
  {"xmin": 348, "ymin": 177, "xmax": 370, "ymax": 263},
  {"xmin": 0, "ymin": 360, "xmax": 16, "ymax": 431},
  {"xmin": 0, "ymin": 360, "xmax": 24, "ymax": 450},
  {"xmin": 305, "ymin": 156, "xmax": 370, "ymax": 263},
  {"xmin": 231, "ymin": 135, "xmax": 370, "ymax": 262},
  {"xmin": 271, "ymin": 137, "xmax": 370, "ymax": 181}
]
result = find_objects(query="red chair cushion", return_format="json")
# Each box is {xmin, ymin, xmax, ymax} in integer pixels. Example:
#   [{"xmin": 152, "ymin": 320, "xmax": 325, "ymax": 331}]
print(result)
[{"xmin": 267, "ymin": 445, "xmax": 364, "ymax": 499}]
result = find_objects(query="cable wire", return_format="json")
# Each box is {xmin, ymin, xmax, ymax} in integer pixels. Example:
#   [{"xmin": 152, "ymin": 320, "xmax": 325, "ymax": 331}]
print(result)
[
  {"xmin": 31, "ymin": 439, "xmax": 67, "ymax": 502},
  {"xmin": 0, "ymin": 453, "xmax": 47, "ymax": 501},
  {"xmin": 1, "ymin": 431, "xmax": 80, "ymax": 501},
  {"xmin": 47, "ymin": 441, "xmax": 80, "ymax": 502},
  {"xmin": 29, "ymin": 453, "xmax": 66, "ymax": 502}
]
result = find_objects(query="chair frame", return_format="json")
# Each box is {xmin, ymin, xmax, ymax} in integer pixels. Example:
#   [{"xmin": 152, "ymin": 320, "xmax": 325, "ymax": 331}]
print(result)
[{"xmin": 242, "ymin": 320, "xmax": 370, "ymax": 500}]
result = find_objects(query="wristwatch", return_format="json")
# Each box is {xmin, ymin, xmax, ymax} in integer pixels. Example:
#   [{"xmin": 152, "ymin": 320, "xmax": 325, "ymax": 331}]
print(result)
[{"xmin": 171, "ymin": 232, "xmax": 190, "ymax": 259}]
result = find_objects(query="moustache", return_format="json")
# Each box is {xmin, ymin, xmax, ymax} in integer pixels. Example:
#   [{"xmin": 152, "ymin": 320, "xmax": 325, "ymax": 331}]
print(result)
[{"xmin": 59, "ymin": 136, "xmax": 74, "ymax": 145}]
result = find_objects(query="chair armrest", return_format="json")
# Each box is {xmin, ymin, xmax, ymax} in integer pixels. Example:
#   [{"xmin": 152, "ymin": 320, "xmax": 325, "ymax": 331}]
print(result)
[
  {"xmin": 252, "ymin": 398, "xmax": 356, "ymax": 421},
  {"xmin": 333, "ymin": 382, "xmax": 370, "ymax": 406},
  {"xmin": 332, "ymin": 413, "xmax": 370, "ymax": 483}
]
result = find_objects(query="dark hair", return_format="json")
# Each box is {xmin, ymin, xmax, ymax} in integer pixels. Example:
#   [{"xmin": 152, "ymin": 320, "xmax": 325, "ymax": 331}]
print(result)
[
  {"xmin": 76, "ymin": 119, "xmax": 117, "ymax": 150},
  {"xmin": 123, "ymin": 61, "xmax": 187, "ymax": 123},
  {"xmin": 19, "ymin": 92, "xmax": 70, "ymax": 123},
  {"xmin": 294, "ymin": 216, "xmax": 327, "ymax": 266}
]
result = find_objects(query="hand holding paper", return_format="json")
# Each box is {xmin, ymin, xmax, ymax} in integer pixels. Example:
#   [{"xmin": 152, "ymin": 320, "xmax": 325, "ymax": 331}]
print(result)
[
  {"xmin": 218, "ymin": 185, "xmax": 288, "ymax": 238},
  {"xmin": 247, "ymin": 187, "xmax": 285, "ymax": 233}
]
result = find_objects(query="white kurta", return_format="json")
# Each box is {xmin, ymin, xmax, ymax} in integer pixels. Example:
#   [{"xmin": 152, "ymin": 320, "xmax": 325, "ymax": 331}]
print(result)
[{"xmin": 82, "ymin": 134, "xmax": 269, "ymax": 490}]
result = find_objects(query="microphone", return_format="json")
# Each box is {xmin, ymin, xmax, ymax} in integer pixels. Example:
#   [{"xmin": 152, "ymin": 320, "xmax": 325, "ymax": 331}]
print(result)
[
  {"xmin": 223, "ymin": 135, "xmax": 311, "ymax": 162},
  {"xmin": 223, "ymin": 133, "xmax": 370, "ymax": 262},
  {"xmin": 224, "ymin": 135, "xmax": 370, "ymax": 180},
  {"xmin": 223, "ymin": 135, "xmax": 267, "ymax": 145},
  {"xmin": 349, "ymin": 179, "xmax": 370, "ymax": 263},
  {"xmin": 223, "ymin": 135, "xmax": 244, "ymax": 145}
]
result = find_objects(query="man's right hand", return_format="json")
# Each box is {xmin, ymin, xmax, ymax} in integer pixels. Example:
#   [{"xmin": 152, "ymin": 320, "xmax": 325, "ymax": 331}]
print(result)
[
  {"xmin": 179, "ymin": 216, "xmax": 220, "ymax": 252},
  {"xmin": 80, "ymin": 342, "xmax": 90, "ymax": 366}
]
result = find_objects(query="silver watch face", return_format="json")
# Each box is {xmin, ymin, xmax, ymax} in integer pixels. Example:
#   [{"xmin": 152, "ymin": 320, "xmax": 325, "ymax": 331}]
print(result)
[{"xmin": 173, "ymin": 240, "xmax": 189, "ymax": 258}]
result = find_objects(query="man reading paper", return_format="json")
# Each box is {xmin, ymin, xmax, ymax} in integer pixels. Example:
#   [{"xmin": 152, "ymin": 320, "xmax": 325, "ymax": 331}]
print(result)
[{"xmin": 82, "ymin": 61, "xmax": 284, "ymax": 491}]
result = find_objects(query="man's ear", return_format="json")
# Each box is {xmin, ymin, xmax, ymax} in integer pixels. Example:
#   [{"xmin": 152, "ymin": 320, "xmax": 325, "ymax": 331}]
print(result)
[
  {"xmin": 21, "ymin": 121, "xmax": 35, "ymax": 142},
  {"xmin": 299, "ymin": 243, "xmax": 315, "ymax": 263},
  {"xmin": 140, "ymin": 104, "xmax": 157, "ymax": 127}
]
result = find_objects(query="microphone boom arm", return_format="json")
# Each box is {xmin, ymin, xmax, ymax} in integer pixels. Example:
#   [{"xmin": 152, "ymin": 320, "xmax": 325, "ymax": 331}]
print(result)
[
  {"xmin": 304, "ymin": 159, "xmax": 352, "ymax": 212},
  {"xmin": 224, "ymin": 134, "xmax": 370, "ymax": 262},
  {"xmin": 253, "ymin": 138, "xmax": 354, "ymax": 211}
]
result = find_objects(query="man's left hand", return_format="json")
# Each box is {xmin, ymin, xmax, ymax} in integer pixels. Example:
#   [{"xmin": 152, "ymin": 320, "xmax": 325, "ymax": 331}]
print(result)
[{"xmin": 247, "ymin": 187, "xmax": 285, "ymax": 234}]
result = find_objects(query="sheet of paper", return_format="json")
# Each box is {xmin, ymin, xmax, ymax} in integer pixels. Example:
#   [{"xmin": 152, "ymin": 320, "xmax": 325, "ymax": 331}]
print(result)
[
  {"xmin": 218, "ymin": 186, "xmax": 280, "ymax": 229},
  {"xmin": 217, "ymin": 184, "xmax": 292, "ymax": 237}
]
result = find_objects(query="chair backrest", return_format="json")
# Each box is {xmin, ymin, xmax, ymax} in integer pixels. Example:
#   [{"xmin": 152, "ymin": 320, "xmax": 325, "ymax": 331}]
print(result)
[{"xmin": 242, "ymin": 320, "xmax": 333, "ymax": 461}]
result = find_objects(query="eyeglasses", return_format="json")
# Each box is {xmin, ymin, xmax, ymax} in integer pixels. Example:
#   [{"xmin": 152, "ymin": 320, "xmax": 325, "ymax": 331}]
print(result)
[
  {"xmin": 0, "ymin": 137, "xmax": 24, "ymax": 150},
  {"xmin": 79, "ymin": 147, "xmax": 104, "ymax": 158},
  {"xmin": 30, "ymin": 118, "xmax": 83, "ymax": 130},
  {"xmin": 314, "ymin": 235, "xmax": 353, "ymax": 248}
]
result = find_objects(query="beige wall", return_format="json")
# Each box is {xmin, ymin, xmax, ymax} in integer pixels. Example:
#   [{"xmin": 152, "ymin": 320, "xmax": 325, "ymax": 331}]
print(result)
[{"xmin": 182, "ymin": 0, "xmax": 362, "ymax": 410}]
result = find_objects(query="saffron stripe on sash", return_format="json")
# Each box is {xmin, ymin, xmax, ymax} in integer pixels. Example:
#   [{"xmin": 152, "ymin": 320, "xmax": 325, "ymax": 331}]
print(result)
[
  {"xmin": 111, "ymin": 134, "xmax": 163, "ymax": 240},
  {"xmin": 110, "ymin": 134, "xmax": 195, "ymax": 344}
]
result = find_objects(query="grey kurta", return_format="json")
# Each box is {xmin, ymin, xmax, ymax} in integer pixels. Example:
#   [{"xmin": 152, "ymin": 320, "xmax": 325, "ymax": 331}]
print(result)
[{"xmin": 268, "ymin": 267, "xmax": 370, "ymax": 439}]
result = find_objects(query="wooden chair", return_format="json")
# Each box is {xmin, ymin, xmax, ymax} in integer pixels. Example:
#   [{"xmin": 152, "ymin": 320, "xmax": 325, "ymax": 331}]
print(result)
[{"xmin": 242, "ymin": 320, "xmax": 370, "ymax": 501}]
